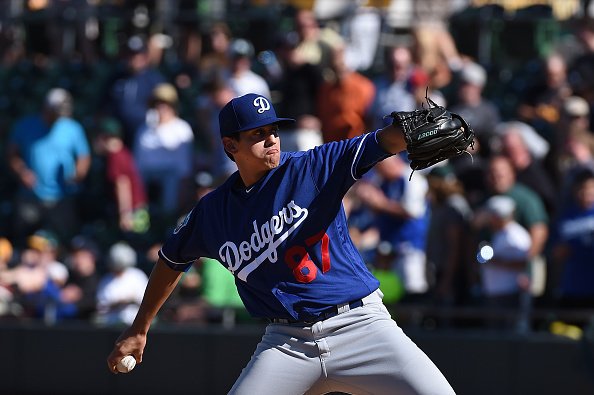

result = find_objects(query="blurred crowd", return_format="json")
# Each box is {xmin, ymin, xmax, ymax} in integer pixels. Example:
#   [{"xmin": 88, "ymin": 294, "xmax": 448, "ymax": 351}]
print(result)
[{"xmin": 1, "ymin": 0, "xmax": 594, "ymax": 332}]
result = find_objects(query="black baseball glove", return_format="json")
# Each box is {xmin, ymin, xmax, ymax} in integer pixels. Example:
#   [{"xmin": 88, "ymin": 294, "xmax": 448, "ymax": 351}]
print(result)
[{"xmin": 385, "ymin": 95, "xmax": 474, "ymax": 171}]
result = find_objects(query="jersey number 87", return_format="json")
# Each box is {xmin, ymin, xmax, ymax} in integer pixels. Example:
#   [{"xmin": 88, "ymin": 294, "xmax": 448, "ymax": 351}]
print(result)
[{"xmin": 284, "ymin": 231, "xmax": 331, "ymax": 283}]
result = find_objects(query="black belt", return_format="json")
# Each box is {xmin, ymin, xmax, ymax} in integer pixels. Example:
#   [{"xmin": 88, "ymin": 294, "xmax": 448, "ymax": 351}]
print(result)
[{"xmin": 269, "ymin": 299, "xmax": 364, "ymax": 325}]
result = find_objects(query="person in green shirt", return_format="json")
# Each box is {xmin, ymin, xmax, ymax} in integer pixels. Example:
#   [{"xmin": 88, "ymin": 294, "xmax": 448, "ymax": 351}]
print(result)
[{"xmin": 369, "ymin": 241, "xmax": 405, "ymax": 305}]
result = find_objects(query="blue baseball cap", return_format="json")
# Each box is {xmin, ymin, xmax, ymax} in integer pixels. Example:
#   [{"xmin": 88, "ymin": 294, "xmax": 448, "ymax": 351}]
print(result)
[{"xmin": 219, "ymin": 93, "xmax": 295, "ymax": 138}]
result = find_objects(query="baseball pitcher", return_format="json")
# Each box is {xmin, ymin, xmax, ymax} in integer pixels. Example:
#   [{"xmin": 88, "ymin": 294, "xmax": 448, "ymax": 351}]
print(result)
[{"xmin": 107, "ymin": 93, "xmax": 473, "ymax": 394}]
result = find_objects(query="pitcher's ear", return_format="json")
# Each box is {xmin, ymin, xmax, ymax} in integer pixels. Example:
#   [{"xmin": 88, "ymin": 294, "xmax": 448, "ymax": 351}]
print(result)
[{"xmin": 222, "ymin": 137, "xmax": 238, "ymax": 155}]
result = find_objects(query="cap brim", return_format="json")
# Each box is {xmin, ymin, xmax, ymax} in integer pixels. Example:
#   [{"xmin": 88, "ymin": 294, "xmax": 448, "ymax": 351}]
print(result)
[{"xmin": 234, "ymin": 117, "xmax": 296, "ymax": 134}]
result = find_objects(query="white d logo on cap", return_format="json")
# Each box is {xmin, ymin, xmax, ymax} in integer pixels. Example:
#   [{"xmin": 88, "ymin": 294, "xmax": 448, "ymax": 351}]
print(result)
[{"xmin": 253, "ymin": 97, "xmax": 270, "ymax": 114}]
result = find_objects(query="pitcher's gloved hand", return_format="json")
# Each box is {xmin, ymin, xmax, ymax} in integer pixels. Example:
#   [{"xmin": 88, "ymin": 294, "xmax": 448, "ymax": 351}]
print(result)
[{"xmin": 385, "ymin": 94, "xmax": 474, "ymax": 171}]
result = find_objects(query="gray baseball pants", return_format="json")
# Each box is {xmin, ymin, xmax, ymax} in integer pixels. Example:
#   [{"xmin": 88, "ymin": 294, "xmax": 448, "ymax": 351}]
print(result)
[{"xmin": 228, "ymin": 290, "xmax": 455, "ymax": 395}]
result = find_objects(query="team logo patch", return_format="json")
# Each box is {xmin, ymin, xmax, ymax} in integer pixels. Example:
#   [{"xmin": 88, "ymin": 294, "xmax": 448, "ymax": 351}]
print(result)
[
  {"xmin": 253, "ymin": 97, "xmax": 270, "ymax": 114},
  {"xmin": 173, "ymin": 209, "xmax": 193, "ymax": 234}
]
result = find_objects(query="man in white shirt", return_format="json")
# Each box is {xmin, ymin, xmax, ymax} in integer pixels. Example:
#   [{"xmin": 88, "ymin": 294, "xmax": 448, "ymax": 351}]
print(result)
[
  {"xmin": 96, "ymin": 242, "xmax": 148, "ymax": 326},
  {"xmin": 479, "ymin": 195, "xmax": 532, "ymax": 312}
]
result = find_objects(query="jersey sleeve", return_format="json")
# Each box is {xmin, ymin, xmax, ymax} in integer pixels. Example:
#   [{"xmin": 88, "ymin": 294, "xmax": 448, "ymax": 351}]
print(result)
[
  {"xmin": 513, "ymin": 185, "xmax": 549, "ymax": 227},
  {"xmin": 106, "ymin": 151, "xmax": 127, "ymax": 183},
  {"xmin": 523, "ymin": 196, "xmax": 548, "ymax": 227},
  {"xmin": 158, "ymin": 203, "xmax": 208, "ymax": 271},
  {"xmin": 70, "ymin": 121, "xmax": 91, "ymax": 158},
  {"xmin": 308, "ymin": 131, "xmax": 391, "ymax": 192}
]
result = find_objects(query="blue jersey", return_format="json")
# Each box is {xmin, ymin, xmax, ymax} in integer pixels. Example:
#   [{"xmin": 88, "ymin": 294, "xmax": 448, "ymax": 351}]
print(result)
[
  {"xmin": 554, "ymin": 204, "xmax": 594, "ymax": 297},
  {"xmin": 375, "ymin": 174, "xmax": 430, "ymax": 251},
  {"xmin": 9, "ymin": 115, "xmax": 90, "ymax": 200},
  {"xmin": 159, "ymin": 131, "xmax": 390, "ymax": 321}
]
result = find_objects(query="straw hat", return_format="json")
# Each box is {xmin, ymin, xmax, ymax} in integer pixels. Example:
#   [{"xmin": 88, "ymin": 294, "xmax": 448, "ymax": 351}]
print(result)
[{"xmin": 150, "ymin": 83, "xmax": 178, "ymax": 106}]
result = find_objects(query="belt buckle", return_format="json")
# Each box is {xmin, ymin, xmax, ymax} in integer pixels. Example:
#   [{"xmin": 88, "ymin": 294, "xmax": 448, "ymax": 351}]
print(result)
[{"xmin": 336, "ymin": 302, "xmax": 350, "ymax": 315}]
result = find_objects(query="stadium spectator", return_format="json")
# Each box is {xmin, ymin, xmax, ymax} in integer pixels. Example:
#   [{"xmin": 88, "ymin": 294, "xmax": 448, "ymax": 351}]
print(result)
[
  {"xmin": 7, "ymin": 88, "xmax": 91, "ymax": 246},
  {"xmin": 567, "ymin": 17, "xmax": 594, "ymax": 129},
  {"xmin": 108, "ymin": 35, "xmax": 166, "ymax": 147},
  {"xmin": 563, "ymin": 95, "xmax": 591, "ymax": 132},
  {"xmin": 0, "ymin": 238, "xmax": 13, "ymax": 273},
  {"xmin": 133, "ymin": 83, "xmax": 195, "ymax": 221},
  {"xmin": 344, "ymin": 184, "xmax": 380, "ymax": 261},
  {"xmin": 195, "ymin": 78, "xmax": 238, "ymax": 182},
  {"xmin": 339, "ymin": 4, "xmax": 382, "ymax": 72},
  {"xmin": 368, "ymin": 241, "xmax": 405, "ymax": 306},
  {"xmin": 410, "ymin": 67, "xmax": 447, "ymax": 108},
  {"xmin": 159, "ymin": 259, "xmax": 206, "ymax": 324},
  {"xmin": 450, "ymin": 61, "xmax": 501, "ymax": 158},
  {"xmin": 95, "ymin": 242, "xmax": 148, "ymax": 326},
  {"xmin": 0, "ymin": 238, "xmax": 15, "ymax": 318},
  {"xmin": 277, "ymin": 115, "xmax": 323, "ymax": 153},
  {"xmin": 482, "ymin": 155, "xmax": 549, "ymax": 299},
  {"xmin": 370, "ymin": 46, "xmax": 417, "ymax": 131},
  {"xmin": 58, "ymin": 235, "xmax": 100, "ymax": 321},
  {"xmin": 94, "ymin": 117, "xmax": 150, "ymax": 235},
  {"xmin": 0, "ymin": 230, "xmax": 68, "ymax": 322},
  {"xmin": 200, "ymin": 257, "xmax": 250, "ymax": 326},
  {"xmin": 550, "ymin": 167, "xmax": 594, "ymax": 309},
  {"xmin": 548, "ymin": 96, "xmax": 593, "ymax": 188},
  {"xmin": 354, "ymin": 154, "xmax": 430, "ymax": 298},
  {"xmin": 292, "ymin": 8, "xmax": 340, "ymax": 70},
  {"xmin": 316, "ymin": 44, "xmax": 375, "ymax": 142},
  {"xmin": 268, "ymin": 33, "xmax": 325, "ymax": 153},
  {"xmin": 478, "ymin": 196, "xmax": 532, "ymax": 316},
  {"xmin": 497, "ymin": 122, "xmax": 557, "ymax": 216},
  {"xmin": 199, "ymin": 22, "xmax": 233, "ymax": 82},
  {"xmin": 146, "ymin": 32, "xmax": 171, "ymax": 69},
  {"xmin": 517, "ymin": 53, "xmax": 572, "ymax": 144},
  {"xmin": 448, "ymin": 138, "xmax": 487, "ymax": 211},
  {"xmin": 554, "ymin": 128, "xmax": 594, "ymax": 208},
  {"xmin": 410, "ymin": 0, "xmax": 464, "ymax": 88},
  {"xmin": 192, "ymin": 171, "xmax": 216, "ymax": 210},
  {"xmin": 225, "ymin": 38, "xmax": 271, "ymax": 98},
  {"xmin": 272, "ymin": 31, "xmax": 324, "ymax": 121},
  {"xmin": 159, "ymin": 256, "xmax": 251, "ymax": 326},
  {"xmin": 425, "ymin": 164, "xmax": 474, "ymax": 307}
]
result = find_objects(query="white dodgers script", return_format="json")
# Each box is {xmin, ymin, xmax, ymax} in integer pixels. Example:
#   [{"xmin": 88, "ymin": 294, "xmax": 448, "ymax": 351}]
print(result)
[{"xmin": 218, "ymin": 200, "xmax": 308, "ymax": 282}]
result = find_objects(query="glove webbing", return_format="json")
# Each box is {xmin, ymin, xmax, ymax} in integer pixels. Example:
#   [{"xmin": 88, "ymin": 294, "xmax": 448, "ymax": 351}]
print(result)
[{"xmin": 406, "ymin": 89, "xmax": 474, "ymax": 179}]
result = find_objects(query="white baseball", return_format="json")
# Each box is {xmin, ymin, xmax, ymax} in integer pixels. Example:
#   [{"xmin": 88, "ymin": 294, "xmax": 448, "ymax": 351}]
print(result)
[{"xmin": 116, "ymin": 355, "xmax": 137, "ymax": 373}]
